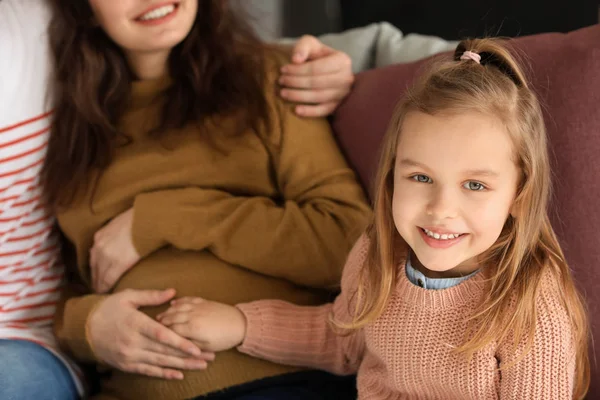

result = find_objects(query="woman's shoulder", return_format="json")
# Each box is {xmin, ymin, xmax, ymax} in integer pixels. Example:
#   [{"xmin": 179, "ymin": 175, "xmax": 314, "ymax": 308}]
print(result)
[
  {"xmin": 262, "ymin": 44, "xmax": 293, "ymax": 75},
  {"xmin": 260, "ymin": 45, "xmax": 294, "ymax": 107},
  {"xmin": 255, "ymin": 45, "xmax": 335, "ymax": 146}
]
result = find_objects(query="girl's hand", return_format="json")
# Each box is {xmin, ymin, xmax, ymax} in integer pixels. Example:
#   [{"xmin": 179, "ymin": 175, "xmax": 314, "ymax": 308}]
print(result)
[
  {"xmin": 157, "ymin": 297, "xmax": 247, "ymax": 352},
  {"xmin": 279, "ymin": 35, "xmax": 354, "ymax": 117},
  {"xmin": 88, "ymin": 289, "xmax": 215, "ymax": 380},
  {"xmin": 90, "ymin": 208, "xmax": 140, "ymax": 293}
]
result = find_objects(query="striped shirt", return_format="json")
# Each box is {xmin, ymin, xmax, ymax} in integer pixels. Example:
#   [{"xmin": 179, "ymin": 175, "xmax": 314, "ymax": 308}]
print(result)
[{"xmin": 0, "ymin": 0, "xmax": 83, "ymax": 395}]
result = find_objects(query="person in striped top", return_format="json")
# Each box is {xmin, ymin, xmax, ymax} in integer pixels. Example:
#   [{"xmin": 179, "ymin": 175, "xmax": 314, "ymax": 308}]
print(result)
[{"xmin": 0, "ymin": 0, "xmax": 84, "ymax": 398}]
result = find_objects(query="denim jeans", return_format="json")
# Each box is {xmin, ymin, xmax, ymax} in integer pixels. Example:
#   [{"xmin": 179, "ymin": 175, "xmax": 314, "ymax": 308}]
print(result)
[{"xmin": 0, "ymin": 339, "xmax": 79, "ymax": 400}]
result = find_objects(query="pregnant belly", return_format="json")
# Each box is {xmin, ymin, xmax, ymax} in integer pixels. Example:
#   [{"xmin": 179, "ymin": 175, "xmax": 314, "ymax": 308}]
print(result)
[
  {"xmin": 112, "ymin": 248, "xmax": 328, "ymax": 306},
  {"xmin": 100, "ymin": 349, "xmax": 302, "ymax": 400},
  {"xmin": 99, "ymin": 248, "xmax": 324, "ymax": 399}
]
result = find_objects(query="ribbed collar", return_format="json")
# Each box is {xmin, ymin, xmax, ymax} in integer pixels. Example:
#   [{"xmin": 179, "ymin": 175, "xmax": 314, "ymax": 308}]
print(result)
[
  {"xmin": 396, "ymin": 260, "xmax": 487, "ymax": 310},
  {"xmin": 405, "ymin": 255, "xmax": 480, "ymax": 290}
]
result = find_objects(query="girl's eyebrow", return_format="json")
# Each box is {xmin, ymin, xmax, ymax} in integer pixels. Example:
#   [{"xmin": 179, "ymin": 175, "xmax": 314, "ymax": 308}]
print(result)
[
  {"xmin": 462, "ymin": 169, "xmax": 499, "ymax": 178},
  {"xmin": 397, "ymin": 158, "xmax": 429, "ymax": 169},
  {"xmin": 398, "ymin": 158, "xmax": 499, "ymax": 178}
]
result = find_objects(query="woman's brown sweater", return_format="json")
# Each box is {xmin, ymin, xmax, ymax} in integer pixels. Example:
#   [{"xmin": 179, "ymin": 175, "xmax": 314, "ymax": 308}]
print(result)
[{"xmin": 54, "ymin": 68, "xmax": 371, "ymax": 399}]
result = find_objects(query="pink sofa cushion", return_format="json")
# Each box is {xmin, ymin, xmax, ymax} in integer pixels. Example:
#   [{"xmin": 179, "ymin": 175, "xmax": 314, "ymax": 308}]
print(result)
[{"xmin": 332, "ymin": 24, "xmax": 600, "ymax": 396}]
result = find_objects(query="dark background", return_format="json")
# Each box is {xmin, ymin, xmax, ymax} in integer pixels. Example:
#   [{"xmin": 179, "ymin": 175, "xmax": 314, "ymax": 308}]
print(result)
[{"xmin": 282, "ymin": 0, "xmax": 598, "ymax": 39}]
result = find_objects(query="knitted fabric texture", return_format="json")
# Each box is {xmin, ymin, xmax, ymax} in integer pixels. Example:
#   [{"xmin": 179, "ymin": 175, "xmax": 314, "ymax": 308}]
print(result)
[{"xmin": 238, "ymin": 235, "xmax": 576, "ymax": 399}]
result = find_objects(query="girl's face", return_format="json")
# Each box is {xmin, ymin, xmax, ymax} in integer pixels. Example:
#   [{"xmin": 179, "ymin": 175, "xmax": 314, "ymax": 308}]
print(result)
[
  {"xmin": 88, "ymin": 0, "xmax": 198, "ymax": 58},
  {"xmin": 392, "ymin": 111, "xmax": 520, "ymax": 278}
]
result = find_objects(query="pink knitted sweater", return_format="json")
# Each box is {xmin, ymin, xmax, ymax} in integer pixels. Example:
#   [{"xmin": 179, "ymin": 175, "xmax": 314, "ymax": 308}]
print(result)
[{"xmin": 237, "ymin": 235, "xmax": 576, "ymax": 399}]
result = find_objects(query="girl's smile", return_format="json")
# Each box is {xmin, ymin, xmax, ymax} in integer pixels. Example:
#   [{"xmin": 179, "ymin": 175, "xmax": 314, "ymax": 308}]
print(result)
[{"xmin": 418, "ymin": 227, "xmax": 468, "ymax": 249}]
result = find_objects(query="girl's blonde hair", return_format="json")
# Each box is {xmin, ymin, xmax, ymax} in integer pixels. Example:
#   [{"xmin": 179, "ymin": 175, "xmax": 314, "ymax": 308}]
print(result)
[{"xmin": 340, "ymin": 38, "xmax": 589, "ymax": 398}]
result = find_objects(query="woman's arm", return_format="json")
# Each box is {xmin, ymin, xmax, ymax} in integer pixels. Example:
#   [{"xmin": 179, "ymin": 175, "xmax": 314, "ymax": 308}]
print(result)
[
  {"xmin": 275, "ymin": 24, "xmax": 457, "ymax": 117},
  {"xmin": 55, "ymin": 280, "xmax": 211, "ymax": 377},
  {"xmin": 131, "ymin": 97, "xmax": 371, "ymax": 288},
  {"xmin": 314, "ymin": 22, "xmax": 457, "ymax": 72},
  {"xmin": 54, "ymin": 280, "xmax": 108, "ymax": 363}
]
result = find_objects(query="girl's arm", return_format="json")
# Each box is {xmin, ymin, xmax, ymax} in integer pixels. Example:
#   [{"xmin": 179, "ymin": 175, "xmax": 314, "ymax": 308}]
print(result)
[
  {"xmin": 496, "ymin": 275, "xmax": 576, "ymax": 398},
  {"xmin": 159, "ymin": 235, "xmax": 371, "ymax": 375},
  {"xmin": 236, "ymin": 235, "xmax": 369, "ymax": 375}
]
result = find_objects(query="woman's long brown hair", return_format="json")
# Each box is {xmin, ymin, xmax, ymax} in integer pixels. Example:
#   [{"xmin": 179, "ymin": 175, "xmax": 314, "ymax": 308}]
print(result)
[
  {"xmin": 336, "ymin": 38, "xmax": 590, "ymax": 398},
  {"xmin": 42, "ymin": 0, "xmax": 271, "ymax": 208}
]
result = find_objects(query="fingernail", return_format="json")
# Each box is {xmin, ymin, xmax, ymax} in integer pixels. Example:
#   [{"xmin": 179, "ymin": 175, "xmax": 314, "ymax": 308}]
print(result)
[
  {"xmin": 278, "ymin": 77, "xmax": 284, "ymax": 85},
  {"xmin": 280, "ymin": 66, "xmax": 288, "ymax": 73},
  {"xmin": 296, "ymin": 106, "xmax": 305, "ymax": 115},
  {"xmin": 280, "ymin": 89, "xmax": 288, "ymax": 97},
  {"xmin": 189, "ymin": 347, "xmax": 201, "ymax": 357},
  {"xmin": 293, "ymin": 52, "xmax": 304, "ymax": 62}
]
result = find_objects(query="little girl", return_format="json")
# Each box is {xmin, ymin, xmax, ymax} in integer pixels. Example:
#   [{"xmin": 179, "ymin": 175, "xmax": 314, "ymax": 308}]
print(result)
[{"xmin": 157, "ymin": 39, "xmax": 590, "ymax": 399}]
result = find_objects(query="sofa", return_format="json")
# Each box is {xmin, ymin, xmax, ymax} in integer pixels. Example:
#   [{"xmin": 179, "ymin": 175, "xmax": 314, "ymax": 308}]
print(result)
[{"xmin": 332, "ymin": 24, "xmax": 600, "ymax": 398}]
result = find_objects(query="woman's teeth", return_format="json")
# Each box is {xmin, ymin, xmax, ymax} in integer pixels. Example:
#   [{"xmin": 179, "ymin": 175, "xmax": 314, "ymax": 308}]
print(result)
[
  {"xmin": 139, "ymin": 4, "xmax": 176, "ymax": 21},
  {"xmin": 422, "ymin": 228, "xmax": 463, "ymax": 240}
]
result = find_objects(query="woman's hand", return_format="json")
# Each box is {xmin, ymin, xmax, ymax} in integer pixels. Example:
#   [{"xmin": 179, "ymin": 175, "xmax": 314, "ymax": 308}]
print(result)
[
  {"xmin": 88, "ymin": 288, "xmax": 215, "ymax": 380},
  {"xmin": 279, "ymin": 35, "xmax": 354, "ymax": 117},
  {"xmin": 90, "ymin": 208, "xmax": 140, "ymax": 293},
  {"xmin": 157, "ymin": 297, "xmax": 247, "ymax": 353}
]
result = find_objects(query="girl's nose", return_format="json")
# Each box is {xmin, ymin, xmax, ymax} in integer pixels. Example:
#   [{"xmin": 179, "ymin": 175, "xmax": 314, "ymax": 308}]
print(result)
[{"xmin": 426, "ymin": 187, "xmax": 460, "ymax": 220}]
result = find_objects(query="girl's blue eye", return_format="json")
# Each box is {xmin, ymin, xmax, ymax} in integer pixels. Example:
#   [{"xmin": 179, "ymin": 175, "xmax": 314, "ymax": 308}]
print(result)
[
  {"xmin": 412, "ymin": 175, "xmax": 432, "ymax": 183},
  {"xmin": 464, "ymin": 181, "xmax": 486, "ymax": 191}
]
